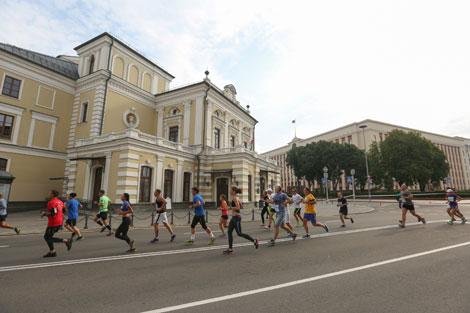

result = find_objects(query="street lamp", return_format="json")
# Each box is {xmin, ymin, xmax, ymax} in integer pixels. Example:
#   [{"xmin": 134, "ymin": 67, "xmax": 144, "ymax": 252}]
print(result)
[
  {"xmin": 350, "ymin": 168, "xmax": 356, "ymax": 207},
  {"xmin": 323, "ymin": 166, "xmax": 329, "ymax": 202},
  {"xmin": 359, "ymin": 124, "xmax": 371, "ymax": 201}
]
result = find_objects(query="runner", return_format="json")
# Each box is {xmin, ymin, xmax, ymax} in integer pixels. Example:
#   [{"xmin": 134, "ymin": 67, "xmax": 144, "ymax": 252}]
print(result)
[
  {"xmin": 0, "ymin": 192, "xmax": 20, "ymax": 234},
  {"xmin": 64, "ymin": 193, "xmax": 83, "ymax": 240},
  {"xmin": 337, "ymin": 192, "xmax": 354, "ymax": 227},
  {"xmin": 446, "ymin": 189, "xmax": 465, "ymax": 225},
  {"xmin": 223, "ymin": 187, "xmax": 259, "ymax": 254},
  {"xmin": 115, "ymin": 193, "xmax": 135, "ymax": 252},
  {"xmin": 260, "ymin": 190, "xmax": 270, "ymax": 227},
  {"xmin": 284, "ymin": 189, "xmax": 294, "ymax": 236},
  {"xmin": 398, "ymin": 184, "xmax": 426, "ymax": 228},
  {"xmin": 41, "ymin": 190, "xmax": 72, "ymax": 257},
  {"xmin": 302, "ymin": 187, "xmax": 328, "ymax": 238},
  {"xmin": 268, "ymin": 186, "xmax": 297, "ymax": 246},
  {"xmin": 291, "ymin": 188, "xmax": 304, "ymax": 227},
  {"xmin": 150, "ymin": 189, "xmax": 176, "ymax": 242},
  {"xmin": 218, "ymin": 194, "xmax": 229, "ymax": 237},
  {"xmin": 186, "ymin": 187, "xmax": 216, "ymax": 244},
  {"xmin": 93, "ymin": 190, "xmax": 113, "ymax": 236},
  {"xmin": 265, "ymin": 188, "xmax": 276, "ymax": 230}
]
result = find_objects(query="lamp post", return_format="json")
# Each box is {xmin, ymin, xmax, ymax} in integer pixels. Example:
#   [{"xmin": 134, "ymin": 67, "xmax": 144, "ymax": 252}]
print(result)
[
  {"xmin": 323, "ymin": 166, "xmax": 329, "ymax": 202},
  {"xmin": 350, "ymin": 168, "xmax": 356, "ymax": 207},
  {"xmin": 359, "ymin": 124, "xmax": 371, "ymax": 201}
]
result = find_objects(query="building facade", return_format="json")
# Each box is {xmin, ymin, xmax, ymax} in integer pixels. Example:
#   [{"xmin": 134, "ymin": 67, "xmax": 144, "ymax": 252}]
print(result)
[
  {"xmin": 0, "ymin": 33, "xmax": 278, "ymax": 208},
  {"xmin": 262, "ymin": 119, "xmax": 470, "ymax": 192}
]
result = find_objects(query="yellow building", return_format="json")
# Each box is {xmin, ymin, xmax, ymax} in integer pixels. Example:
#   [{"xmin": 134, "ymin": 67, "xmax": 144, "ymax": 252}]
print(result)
[{"xmin": 0, "ymin": 33, "xmax": 278, "ymax": 209}]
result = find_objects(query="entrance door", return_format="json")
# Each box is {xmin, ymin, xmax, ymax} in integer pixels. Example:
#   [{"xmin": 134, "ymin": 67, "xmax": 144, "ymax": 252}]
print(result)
[
  {"xmin": 216, "ymin": 178, "xmax": 229, "ymax": 207},
  {"xmin": 260, "ymin": 177, "xmax": 266, "ymax": 194},
  {"xmin": 92, "ymin": 167, "xmax": 103, "ymax": 209},
  {"xmin": 164, "ymin": 169, "xmax": 174, "ymax": 200}
]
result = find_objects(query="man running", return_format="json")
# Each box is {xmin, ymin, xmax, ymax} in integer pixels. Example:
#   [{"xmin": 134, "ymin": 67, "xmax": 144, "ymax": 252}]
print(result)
[
  {"xmin": 446, "ymin": 189, "xmax": 465, "ymax": 225},
  {"xmin": 150, "ymin": 189, "xmax": 176, "ymax": 242},
  {"xmin": 186, "ymin": 187, "xmax": 216, "ymax": 244},
  {"xmin": 337, "ymin": 192, "xmax": 354, "ymax": 227},
  {"xmin": 302, "ymin": 187, "xmax": 328, "ymax": 238},
  {"xmin": 291, "ymin": 188, "xmax": 303, "ymax": 227},
  {"xmin": 93, "ymin": 190, "xmax": 113, "ymax": 235},
  {"xmin": 268, "ymin": 186, "xmax": 297, "ymax": 246},
  {"xmin": 64, "ymin": 193, "xmax": 83, "ymax": 240},
  {"xmin": 41, "ymin": 190, "xmax": 72, "ymax": 257},
  {"xmin": 399, "ymin": 184, "xmax": 426, "ymax": 228},
  {"xmin": 265, "ymin": 188, "xmax": 276, "ymax": 230},
  {"xmin": 0, "ymin": 193, "xmax": 20, "ymax": 234}
]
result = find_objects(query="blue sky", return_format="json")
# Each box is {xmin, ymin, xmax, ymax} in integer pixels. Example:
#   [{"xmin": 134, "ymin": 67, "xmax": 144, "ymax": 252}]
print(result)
[{"xmin": 1, "ymin": 0, "xmax": 470, "ymax": 152}]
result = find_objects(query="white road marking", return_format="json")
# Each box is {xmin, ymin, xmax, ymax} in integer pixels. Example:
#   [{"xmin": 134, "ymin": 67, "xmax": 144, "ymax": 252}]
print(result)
[
  {"xmin": 183, "ymin": 230, "xmax": 222, "ymax": 235},
  {"xmin": 142, "ymin": 241, "xmax": 470, "ymax": 312},
  {"xmin": 0, "ymin": 245, "xmax": 9, "ymax": 248},
  {"xmin": 0, "ymin": 219, "xmax": 450, "ymax": 273}
]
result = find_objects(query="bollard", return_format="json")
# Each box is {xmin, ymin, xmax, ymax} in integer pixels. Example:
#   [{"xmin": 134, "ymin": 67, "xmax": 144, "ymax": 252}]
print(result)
[
  {"xmin": 131, "ymin": 212, "xmax": 134, "ymax": 226},
  {"xmin": 84, "ymin": 213, "xmax": 88, "ymax": 229},
  {"xmin": 252, "ymin": 209, "xmax": 255, "ymax": 221},
  {"xmin": 151, "ymin": 211, "xmax": 155, "ymax": 226},
  {"xmin": 205, "ymin": 210, "xmax": 209, "ymax": 223},
  {"xmin": 171, "ymin": 210, "xmax": 174, "ymax": 225},
  {"xmin": 188, "ymin": 210, "xmax": 191, "ymax": 224}
]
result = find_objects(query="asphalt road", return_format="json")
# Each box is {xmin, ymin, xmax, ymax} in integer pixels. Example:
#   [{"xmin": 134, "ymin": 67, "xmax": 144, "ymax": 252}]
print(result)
[{"xmin": 1, "ymin": 202, "xmax": 470, "ymax": 313}]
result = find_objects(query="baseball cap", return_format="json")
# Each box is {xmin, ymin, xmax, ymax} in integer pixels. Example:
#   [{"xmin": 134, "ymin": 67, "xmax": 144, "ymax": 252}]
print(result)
[
  {"xmin": 447, "ymin": 189, "xmax": 453, "ymax": 193},
  {"xmin": 267, "ymin": 188, "xmax": 273, "ymax": 192}
]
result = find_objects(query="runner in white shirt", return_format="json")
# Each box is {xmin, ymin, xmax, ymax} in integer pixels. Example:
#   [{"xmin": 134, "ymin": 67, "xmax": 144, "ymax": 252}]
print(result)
[{"xmin": 291, "ymin": 188, "xmax": 304, "ymax": 227}]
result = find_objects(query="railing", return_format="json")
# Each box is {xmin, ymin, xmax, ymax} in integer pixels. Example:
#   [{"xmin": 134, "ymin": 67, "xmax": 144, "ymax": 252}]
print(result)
[{"xmin": 206, "ymin": 146, "xmax": 277, "ymax": 165}]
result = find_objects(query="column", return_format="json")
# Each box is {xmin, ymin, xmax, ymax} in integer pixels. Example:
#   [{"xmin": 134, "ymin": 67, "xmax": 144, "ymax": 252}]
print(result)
[
  {"xmin": 205, "ymin": 100, "xmax": 213, "ymax": 147},
  {"xmin": 155, "ymin": 155, "xmax": 164, "ymax": 189},
  {"xmin": 183, "ymin": 101, "xmax": 191, "ymax": 145},
  {"xmin": 156, "ymin": 108, "xmax": 164, "ymax": 138},
  {"xmin": 83, "ymin": 160, "xmax": 92, "ymax": 201},
  {"xmin": 194, "ymin": 98, "xmax": 203, "ymax": 145},
  {"xmin": 238, "ymin": 129, "xmax": 242, "ymax": 146},
  {"xmin": 102, "ymin": 152, "xmax": 112, "ymax": 191},
  {"xmin": 176, "ymin": 159, "xmax": 184, "ymax": 202}
]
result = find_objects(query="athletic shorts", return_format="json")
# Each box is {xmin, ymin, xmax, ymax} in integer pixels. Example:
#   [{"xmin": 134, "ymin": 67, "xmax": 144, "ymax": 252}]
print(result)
[
  {"xmin": 191, "ymin": 216, "xmax": 207, "ymax": 230},
  {"xmin": 96, "ymin": 212, "xmax": 108, "ymax": 220},
  {"xmin": 275, "ymin": 211, "xmax": 286, "ymax": 227},
  {"xmin": 294, "ymin": 207, "xmax": 302, "ymax": 215},
  {"xmin": 65, "ymin": 219, "xmax": 77, "ymax": 226},
  {"xmin": 153, "ymin": 212, "xmax": 168, "ymax": 224},
  {"xmin": 221, "ymin": 215, "xmax": 229, "ymax": 220},
  {"xmin": 0, "ymin": 214, "xmax": 6, "ymax": 222},
  {"xmin": 303, "ymin": 213, "xmax": 317, "ymax": 224},
  {"xmin": 448, "ymin": 204, "xmax": 458, "ymax": 210},
  {"xmin": 339, "ymin": 208, "xmax": 348, "ymax": 215},
  {"xmin": 403, "ymin": 203, "xmax": 415, "ymax": 211}
]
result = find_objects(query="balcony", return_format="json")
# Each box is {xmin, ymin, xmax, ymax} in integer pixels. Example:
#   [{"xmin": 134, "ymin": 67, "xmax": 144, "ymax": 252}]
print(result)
[{"xmin": 206, "ymin": 146, "xmax": 277, "ymax": 165}]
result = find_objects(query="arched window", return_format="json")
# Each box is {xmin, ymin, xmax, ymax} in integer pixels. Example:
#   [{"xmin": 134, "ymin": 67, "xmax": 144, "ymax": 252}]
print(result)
[{"xmin": 88, "ymin": 55, "xmax": 95, "ymax": 74}]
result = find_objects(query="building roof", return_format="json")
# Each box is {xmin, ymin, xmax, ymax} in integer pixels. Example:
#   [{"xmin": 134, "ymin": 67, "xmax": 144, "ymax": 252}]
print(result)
[
  {"xmin": 0, "ymin": 43, "xmax": 79, "ymax": 80},
  {"xmin": 74, "ymin": 32, "xmax": 175, "ymax": 79}
]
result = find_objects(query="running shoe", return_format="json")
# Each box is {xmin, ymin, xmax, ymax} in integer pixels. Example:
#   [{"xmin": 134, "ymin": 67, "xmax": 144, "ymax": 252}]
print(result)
[
  {"xmin": 209, "ymin": 237, "xmax": 216, "ymax": 245},
  {"xmin": 43, "ymin": 252, "xmax": 57, "ymax": 258},
  {"xmin": 129, "ymin": 239, "xmax": 135, "ymax": 250},
  {"xmin": 268, "ymin": 239, "xmax": 275, "ymax": 246},
  {"xmin": 302, "ymin": 234, "xmax": 310, "ymax": 239},
  {"xmin": 65, "ymin": 239, "xmax": 73, "ymax": 251},
  {"xmin": 296, "ymin": 222, "xmax": 301, "ymax": 227},
  {"xmin": 223, "ymin": 249, "xmax": 233, "ymax": 254},
  {"xmin": 461, "ymin": 218, "xmax": 467, "ymax": 224},
  {"xmin": 421, "ymin": 217, "xmax": 426, "ymax": 224},
  {"xmin": 171, "ymin": 234, "xmax": 176, "ymax": 242},
  {"xmin": 106, "ymin": 231, "xmax": 114, "ymax": 236},
  {"xmin": 350, "ymin": 218, "xmax": 354, "ymax": 224},
  {"xmin": 150, "ymin": 238, "xmax": 159, "ymax": 243},
  {"xmin": 254, "ymin": 238, "xmax": 259, "ymax": 249},
  {"xmin": 264, "ymin": 225, "xmax": 270, "ymax": 230},
  {"xmin": 14, "ymin": 227, "xmax": 20, "ymax": 235},
  {"xmin": 398, "ymin": 224, "xmax": 405, "ymax": 228},
  {"xmin": 292, "ymin": 233, "xmax": 298, "ymax": 240},
  {"xmin": 447, "ymin": 220, "xmax": 453, "ymax": 225},
  {"xmin": 76, "ymin": 236, "xmax": 84, "ymax": 241},
  {"xmin": 186, "ymin": 239, "xmax": 195, "ymax": 244},
  {"xmin": 323, "ymin": 224, "xmax": 329, "ymax": 232},
  {"xmin": 100, "ymin": 227, "xmax": 106, "ymax": 233},
  {"xmin": 127, "ymin": 247, "xmax": 136, "ymax": 253},
  {"xmin": 340, "ymin": 224, "xmax": 346, "ymax": 228},
  {"xmin": 287, "ymin": 233, "xmax": 292, "ymax": 238}
]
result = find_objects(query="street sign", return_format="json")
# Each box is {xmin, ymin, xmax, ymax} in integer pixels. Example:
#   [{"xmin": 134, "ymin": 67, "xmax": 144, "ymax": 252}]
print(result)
[
  {"xmin": 321, "ymin": 178, "xmax": 327, "ymax": 184},
  {"xmin": 350, "ymin": 169, "xmax": 355, "ymax": 175},
  {"xmin": 447, "ymin": 177, "xmax": 452, "ymax": 183},
  {"xmin": 347, "ymin": 176, "xmax": 353, "ymax": 184}
]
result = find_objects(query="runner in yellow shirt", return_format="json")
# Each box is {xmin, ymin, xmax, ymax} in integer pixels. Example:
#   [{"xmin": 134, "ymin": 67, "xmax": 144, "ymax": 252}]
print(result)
[{"xmin": 302, "ymin": 187, "xmax": 328, "ymax": 238}]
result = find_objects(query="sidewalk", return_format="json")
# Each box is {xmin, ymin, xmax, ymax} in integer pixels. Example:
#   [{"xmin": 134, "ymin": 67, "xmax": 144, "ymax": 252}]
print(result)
[{"xmin": 0, "ymin": 203, "xmax": 374, "ymax": 237}]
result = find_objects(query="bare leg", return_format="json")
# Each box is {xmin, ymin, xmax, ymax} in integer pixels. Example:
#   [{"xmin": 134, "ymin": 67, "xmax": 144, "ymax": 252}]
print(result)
[
  {"xmin": 153, "ymin": 223, "xmax": 159, "ymax": 238},
  {"xmin": 303, "ymin": 219, "xmax": 309, "ymax": 234},
  {"xmin": 163, "ymin": 222, "xmax": 174, "ymax": 235},
  {"xmin": 339, "ymin": 213, "xmax": 345, "ymax": 225},
  {"xmin": 0, "ymin": 221, "xmax": 14, "ymax": 230}
]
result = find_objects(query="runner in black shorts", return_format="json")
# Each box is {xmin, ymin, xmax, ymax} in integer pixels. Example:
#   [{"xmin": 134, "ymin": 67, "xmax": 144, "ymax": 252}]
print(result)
[
  {"xmin": 186, "ymin": 187, "xmax": 216, "ymax": 244},
  {"xmin": 337, "ymin": 192, "xmax": 354, "ymax": 227},
  {"xmin": 399, "ymin": 184, "xmax": 426, "ymax": 228}
]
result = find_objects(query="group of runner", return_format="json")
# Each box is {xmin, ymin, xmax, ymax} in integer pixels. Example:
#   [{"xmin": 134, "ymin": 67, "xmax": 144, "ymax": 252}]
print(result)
[{"xmin": 0, "ymin": 182, "xmax": 465, "ymax": 257}]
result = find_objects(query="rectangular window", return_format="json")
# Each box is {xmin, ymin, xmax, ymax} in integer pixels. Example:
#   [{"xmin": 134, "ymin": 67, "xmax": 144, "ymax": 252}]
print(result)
[
  {"xmin": 2, "ymin": 76, "xmax": 21, "ymax": 99},
  {"xmin": 214, "ymin": 128, "xmax": 220, "ymax": 149},
  {"xmin": 139, "ymin": 166, "xmax": 152, "ymax": 202},
  {"xmin": 248, "ymin": 174, "xmax": 252, "ymax": 201},
  {"xmin": 244, "ymin": 142, "xmax": 247, "ymax": 148},
  {"xmin": 80, "ymin": 102, "xmax": 88, "ymax": 123},
  {"xmin": 183, "ymin": 172, "xmax": 191, "ymax": 201},
  {"xmin": 0, "ymin": 158, "xmax": 7, "ymax": 171},
  {"xmin": 341, "ymin": 137, "xmax": 346, "ymax": 144},
  {"xmin": 164, "ymin": 169, "xmax": 174, "ymax": 199},
  {"xmin": 0, "ymin": 113, "xmax": 14, "ymax": 139},
  {"xmin": 348, "ymin": 136, "xmax": 353, "ymax": 144},
  {"xmin": 230, "ymin": 135, "xmax": 235, "ymax": 147},
  {"xmin": 335, "ymin": 139, "xmax": 339, "ymax": 143},
  {"xmin": 169, "ymin": 126, "xmax": 179, "ymax": 142}
]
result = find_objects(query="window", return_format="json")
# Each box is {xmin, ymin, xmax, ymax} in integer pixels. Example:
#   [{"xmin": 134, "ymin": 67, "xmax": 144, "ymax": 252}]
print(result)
[
  {"xmin": 335, "ymin": 139, "xmax": 339, "ymax": 143},
  {"xmin": 248, "ymin": 174, "xmax": 252, "ymax": 201},
  {"xmin": 214, "ymin": 128, "xmax": 220, "ymax": 149},
  {"xmin": 183, "ymin": 172, "xmax": 191, "ymax": 201},
  {"xmin": 80, "ymin": 102, "xmax": 88, "ymax": 123},
  {"xmin": 0, "ymin": 158, "xmax": 7, "ymax": 171},
  {"xmin": 379, "ymin": 133, "xmax": 383, "ymax": 141},
  {"xmin": 230, "ymin": 136, "xmax": 235, "ymax": 147},
  {"xmin": 348, "ymin": 136, "xmax": 353, "ymax": 144},
  {"xmin": 341, "ymin": 137, "xmax": 345, "ymax": 144},
  {"xmin": 244, "ymin": 142, "xmax": 247, "ymax": 148},
  {"xmin": 2, "ymin": 76, "xmax": 21, "ymax": 99},
  {"xmin": 169, "ymin": 126, "xmax": 178, "ymax": 142},
  {"xmin": 0, "ymin": 113, "xmax": 14, "ymax": 139},
  {"xmin": 88, "ymin": 55, "xmax": 95, "ymax": 74},
  {"xmin": 164, "ymin": 169, "xmax": 174, "ymax": 199},
  {"xmin": 139, "ymin": 166, "xmax": 152, "ymax": 202}
]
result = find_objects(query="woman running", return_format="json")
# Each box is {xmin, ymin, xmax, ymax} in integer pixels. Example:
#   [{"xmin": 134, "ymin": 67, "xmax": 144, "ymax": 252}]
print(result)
[
  {"xmin": 223, "ymin": 187, "xmax": 259, "ymax": 255},
  {"xmin": 115, "ymin": 193, "xmax": 135, "ymax": 252},
  {"xmin": 260, "ymin": 190, "xmax": 270, "ymax": 226},
  {"xmin": 218, "ymin": 194, "xmax": 229, "ymax": 237}
]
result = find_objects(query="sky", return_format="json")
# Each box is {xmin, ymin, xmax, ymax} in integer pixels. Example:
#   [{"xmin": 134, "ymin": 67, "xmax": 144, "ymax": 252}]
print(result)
[{"xmin": 1, "ymin": 0, "xmax": 470, "ymax": 152}]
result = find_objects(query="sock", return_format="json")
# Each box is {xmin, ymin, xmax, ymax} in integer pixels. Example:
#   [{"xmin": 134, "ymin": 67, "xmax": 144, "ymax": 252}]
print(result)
[
  {"xmin": 96, "ymin": 221, "xmax": 104, "ymax": 226},
  {"xmin": 190, "ymin": 234, "xmax": 195, "ymax": 240},
  {"xmin": 106, "ymin": 225, "xmax": 112, "ymax": 231},
  {"xmin": 209, "ymin": 232, "xmax": 215, "ymax": 238}
]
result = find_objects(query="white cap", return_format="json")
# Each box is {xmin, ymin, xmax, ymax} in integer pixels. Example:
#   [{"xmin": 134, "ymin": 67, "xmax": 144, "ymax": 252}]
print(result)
[
  {"xmin": 447, "ymin": 189, "xmax": 453, "ymax": 193},
  {"xmin": 267, "ymin": 188, "xmax": 273, "ymax": 192}
]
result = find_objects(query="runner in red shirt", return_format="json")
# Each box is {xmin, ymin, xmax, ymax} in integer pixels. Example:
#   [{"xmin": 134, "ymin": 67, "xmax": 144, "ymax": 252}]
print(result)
[
  {"xmin": 218, "ymin": 194, "xmax": 229, "ymax": 237},
  {"xmin": 41, "ymin": 190, "xmax": 72, "ymax": 258}
]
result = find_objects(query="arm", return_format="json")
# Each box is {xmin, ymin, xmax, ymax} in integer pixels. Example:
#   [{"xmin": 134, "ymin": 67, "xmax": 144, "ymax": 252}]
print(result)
[
  {"xmin": 233, "ymin": 197, "xmax": 241, "ymax": 211},
  {"xmin": 42, "ymin": 207, "xmax": 57, "ymax": 217}
]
